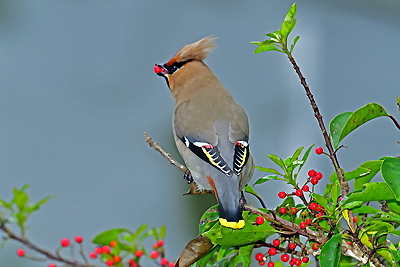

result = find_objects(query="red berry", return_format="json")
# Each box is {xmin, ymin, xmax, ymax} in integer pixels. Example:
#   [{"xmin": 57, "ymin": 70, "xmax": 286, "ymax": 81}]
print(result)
[
  {"xmin": 308, "ymin": 169, "xmax": 316, "ymax": 177},
  {"xmin": 102, "ymin": 245, "xmax": 111, "ymax": 254},
  {"xmin": 302, "ymin": 257, "xmax": 309, "ymax": 263},
  {"xmin": 316, "ymin": 172, "xmax": 322, "ymax": 180},
  {"xmin": 150, "ymin": 251, "xmax": 159, "ymax": 259},
  {"xmin": 61, "ymin": 238, "xmax": 70, "ymax": 247},
  {"xmin": 278, "ymin": 191, "xmax": 286, "ymax": 199},
  {"xmin": 300, "ymin": 221, "xmax": 306, "ymax": 229},
  {"xmin": 289, "ymin": 259, "xmax": 295, "ymax": 266},
  {"xmin": 309, "ymin": 203, "xmax": 317, "ymax": 210},
  {"xmin": 48, "ymin": 264, "xmax": 56, "ymax": 267},
  {"xmin": 288, "ymin": 243, "xmax": 296, "ymax": 250},
  {"xmin": 75, "ymin": 235, "xmax": 83, "ymax": 243},
  {"xmin": 315, "ymin": 147, "xmax": 323, "ymax": 155},
  {"xmin": 353, "ymin": 216, "xmax": 358, "ymax": 223},
  {"xmin": 290, "ymin": 207, "xmax": 297, "ymax": 214},
  {"xmin": 312, "ymin": 243, "xmax": 320, "ymax": 250},
  {"xmin": 273, "ymin": 239, "xmax": 280, "ymax": 246},
  {"xmin": 347, "ymin": 241, "xmax": 352, "ymax": 245},
  {"xmin": 95, "ymin": 247, "xmax": 103, "ymax": 254},
  {"xmin": 295, "ymin": 189, "xmax": 303, "ymax": 197},
  {"xmin": 267, "ymin": 262, "xmax": 275, "ymax": 267},
  {"xmin": 317, "ymin": 213, "xmax": 323, "ymax": 220},
  {"xmin": 135, "ymin": 250, "xmax": 143, "ymax": 257},
  {"xmin": 161, "ymin": 258, "xmax": 168, "ymax": 265},
  {"xmin": 105, "ymin": 259, "xmax": 113, "ymax": 266},
  {"xmin": 306, "ymin": 218, "xmax": 312, "ymax": 225},
  {"xmin": 154, "ymin": 65, "xmax": 162, "ymax": 74},
  {"xmin": 256, "ymin": 216, "xmax": 264, "ymax": 225},
  {"xmin": 279, "ymin": 207, "xmax": 286, "ymax": 214},
  {"xmin": 110, "ymin": 240, "xmax": 116, "ymax": 247},
  {"xmin": 268, "ymin": 247, "xmax": 277, "ymax": 256},
  {"xmin": 338, "ymin": 197, "xmax": 343, "ymax": 202},
  {"xmin": 255, "ymin": 253, "xmax": 264, "ymax": 261},
  {"xmin": 129, "ymin": 259, "xmax": 138, "ymax": 267},
  {"xmin": 17, "ymin": 249, "xmax": 25, "ymax": 257},
  {"xmin": 295, "ymin": 259, "xmax": 302, "ymax": 266},
  {"xmin": 157, "ymin": 240, "xmax": 164, "ymax": 247},
  {"xmin": 89, "ymin": 252, "xmax": 96, "ymax": 258},
  {"xmin": 311, "ymin": 177, "xmax": 318, "ymax": 185},
  {"xmin": 281, "ymin": 254, "xmax": 290, "ymax": 262},
  {"xmin": 113, "ymin": 255, "xmax": 121, "ymax": 263},
  {"xmin": 259, "ymin": 261, "xmax": 265, "ymax": 266},
  {"xmin": 302, "ymin": 185, "xmax": 309, "ymax": 192},
  {"xmin": 168, "ymin": 263, "xmax": 175, "ymax": 267}
]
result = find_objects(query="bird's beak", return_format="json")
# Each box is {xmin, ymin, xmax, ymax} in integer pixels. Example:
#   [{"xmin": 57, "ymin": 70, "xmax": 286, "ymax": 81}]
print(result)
[{"xmin": 154, "ymin": 64, "xmax": 168, "ymax": 77}]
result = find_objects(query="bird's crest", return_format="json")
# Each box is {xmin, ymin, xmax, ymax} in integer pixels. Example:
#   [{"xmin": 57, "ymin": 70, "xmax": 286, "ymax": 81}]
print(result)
[{"xmin": 166, "ymin": 36, "xmax": 217, "ymax": 66}]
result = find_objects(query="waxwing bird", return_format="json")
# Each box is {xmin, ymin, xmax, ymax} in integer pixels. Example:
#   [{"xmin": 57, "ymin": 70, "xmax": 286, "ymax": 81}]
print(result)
[{"xmin": 154, "ymin": 36, "xmax": 254, "ymax": 229}]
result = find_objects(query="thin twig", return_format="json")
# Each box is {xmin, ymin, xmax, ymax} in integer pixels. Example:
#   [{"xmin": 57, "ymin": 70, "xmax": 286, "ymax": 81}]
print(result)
[
  {"xmin": 0, "ymin": 223, "xmax": 100, "ymax": 267},
  {"xmin": 144, "ymin": 132, "xmax": 188, "ymax": 173},
  {"xmin": 388, "ymin": 115, "xmax": 400, "ymax": 130},
  {"xmin": 286, "ymin": 55, "xmax": 356, "ymax": 232}
]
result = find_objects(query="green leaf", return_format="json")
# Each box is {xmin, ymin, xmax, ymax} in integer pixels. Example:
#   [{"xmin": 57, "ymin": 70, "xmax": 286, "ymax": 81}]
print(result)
[
  {"xmin": 331, "ymin": 103, "xmax": 390, "ymax": 149},
  {"xmin": 284, "ymin": 3, "xmax": 297, "ymax": 22},
  {"xmin": 0, "ymin": 198, "xmax": 12, "ymax": 209},
  {"xmin": 255, "ymin": 166, "xmax": 283, "ymax": 176},
  {"xmin": 290, "ymin": 36, "xmax": 300, "ymax": 54},
  {"xmin": 265, "ymin": 31, "xmax": 281, "ymax": 41},
  {"xmin": 311, "ymin": 193, "xmax": 329, "ymax": 210},
  {"xmin": 352, "ymin": 205, "xmax": 381, "ymax": 215},
  {"xmin": 92, "ymin": 228, "xmax": 133, "ymax": 246},
  {"xmin": 213, "ymin": 211, "xmax": 276, "ymax": 247},
  {"xmin": 251, "ymin": 40, "xmax": 280, "ymax": 46},
  {"xmin": 255, "ymin": 44, "xmax": 282, "ymax": 54},
  {"xmin": 131, "ymin": 224, "xmax": 147, "ymax": 242},
  {"xmin": 381, "ymin": 157, "xmax": 400, "ymax": 201},
  {"xmin": 330, "ymin": 112, "xmax": 352, "ymax": 150},
  {"xmin": 331, "ymin": 180, "xmax": 340, "ymax": 204},
  {"xmin": 199, "ymin": 204, "xmax": 220, "ymax": 234},
  {"xmin": 267, "ymin": 155, "xmax": 286, "ymax": 170},
  {"xmin": 343, "ymin": 182, "xmax": 395, "ymax": 206},
  {"xmin": 151, "ymin": 227, "xmax": 159, "ymax": 241},
  {"xmin": 244, "ymin": 185, "xmax": 262, "ymax": 202},
  {"xmin": 319, "ymin": 233, "xmax": 342, "ymax": 267},
  {"xmin": 25, "ymin": 195, "xmax": 55, "ymax": 214},
  {"xmin": 340, "ymin": 201, "xmax": 363, "ymax": 210},
  {"xmin": 281, "ymin": 21, "xmax": 291, "ymax": 38},
  {"xmin": 291, "ymin": 147, "xmax": 303, "ymax": 164},
  {"xmin": 253, "ymin": 175, "xmax": 283, "ymax": 185},
  {"xmin": 197, "ymin": 245, "xmax": 219, "ymax": 267},
  {"xmin": 354, "ymin": 160, "xmax": 382, "ymax": 191},
  {"xmin": 13, "ymin": 189, "xmax": 28, "ymax": 212},
  {"xmin": 159, "ymin": 225, "xmax": 166, "ymax": 239}
]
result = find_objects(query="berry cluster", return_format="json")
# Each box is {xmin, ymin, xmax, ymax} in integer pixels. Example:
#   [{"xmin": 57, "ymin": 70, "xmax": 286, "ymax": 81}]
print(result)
[
  {"xmin": 253, "ymin": 147, "xmax": 327, "ymax": 266},
  {"xmin": 17, "ymin": 235, "xmax": 175, "ymax": 267},
  {"xmin": 254, "ymin": 238, "xmax": 310, "ymax": 266}
]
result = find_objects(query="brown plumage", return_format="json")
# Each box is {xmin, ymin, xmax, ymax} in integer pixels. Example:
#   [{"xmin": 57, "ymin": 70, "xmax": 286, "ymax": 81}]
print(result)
[{"xmin": 155, "ymin": 37, "xmax": 254, "ymax": 229}]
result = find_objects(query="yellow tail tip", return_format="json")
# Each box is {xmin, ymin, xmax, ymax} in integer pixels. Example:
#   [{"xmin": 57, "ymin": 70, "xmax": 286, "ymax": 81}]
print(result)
[{"xmin": 219, "ymin": 218, "xmax": 245, "ymax": 229}]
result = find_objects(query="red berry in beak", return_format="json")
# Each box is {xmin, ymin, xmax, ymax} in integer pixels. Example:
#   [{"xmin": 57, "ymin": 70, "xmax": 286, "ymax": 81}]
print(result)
[{"xmin": 154, "ymin": 65, "xmax": 162, "ymax": 74}]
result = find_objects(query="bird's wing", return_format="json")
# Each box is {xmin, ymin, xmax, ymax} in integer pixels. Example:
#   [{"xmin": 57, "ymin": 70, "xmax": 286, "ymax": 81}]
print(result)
[{"xmin": 228, "ymin": 103, "xmax": 251, "ymax": 176}]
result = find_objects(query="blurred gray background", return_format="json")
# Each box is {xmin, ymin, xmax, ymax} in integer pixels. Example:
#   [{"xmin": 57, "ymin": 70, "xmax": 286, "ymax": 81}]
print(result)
[{"xmin": 1, "ymin": 0, "xmax": 399, "ymax": 266}]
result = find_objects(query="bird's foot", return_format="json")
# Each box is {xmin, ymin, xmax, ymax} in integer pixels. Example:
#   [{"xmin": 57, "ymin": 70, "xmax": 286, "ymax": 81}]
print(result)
[
  {"xmin": 240, "ymin": 191, "xmax": 247, "ymax": 211},
  {"xmin": 183, "ymin": 170, "xmax": 194, "ymax": 184}
]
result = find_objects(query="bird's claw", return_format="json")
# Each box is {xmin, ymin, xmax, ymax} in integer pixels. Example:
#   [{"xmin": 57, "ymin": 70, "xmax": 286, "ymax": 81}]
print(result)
[{"xmin": 184, "ymin": 170, "xmax": 194, "ymax": 184}]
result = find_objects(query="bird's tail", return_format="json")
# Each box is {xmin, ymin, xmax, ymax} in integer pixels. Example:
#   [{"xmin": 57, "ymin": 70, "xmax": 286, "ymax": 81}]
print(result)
[{"xmin": 207, "ymin": 175, "xmax": 245, "ymax": 229}]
